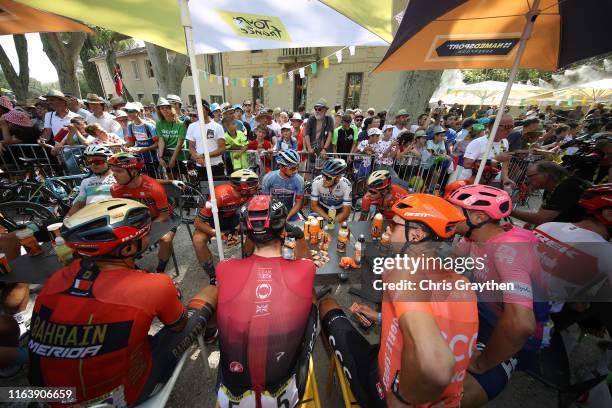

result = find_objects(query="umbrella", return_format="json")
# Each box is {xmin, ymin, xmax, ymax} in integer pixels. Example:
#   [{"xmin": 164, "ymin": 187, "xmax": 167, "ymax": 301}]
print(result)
[
  {"xmin": 375, "ymin": 0, "xmax": 612, "ymax": 183},
  {"xmin": 20, "ymin": 0, "xmax": 391, "ymax": 259},
  {"xmin": 0, "ymin": 0, "xmax": 92, "ymax": 35},
  {"xmin": 448, "ymin": 81, "xmax": 547, "ymax": 105},
  {"xmin": 536, "ymin": 78, "xmax": 612, "ymax": 104}
]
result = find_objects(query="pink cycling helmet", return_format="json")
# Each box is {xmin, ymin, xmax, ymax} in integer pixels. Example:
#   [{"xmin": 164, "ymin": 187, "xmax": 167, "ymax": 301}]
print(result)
[{"xmin": 447, "ymin": 184, "xmax": 512, "ymax": 220}]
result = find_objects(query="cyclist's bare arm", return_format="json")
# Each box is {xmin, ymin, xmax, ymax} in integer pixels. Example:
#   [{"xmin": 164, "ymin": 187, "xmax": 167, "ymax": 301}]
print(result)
[
  {"xmin": 396, "ymin": 310, "xmax": 454, "ymax": 405},
  {"xmin": 287, "ymin": 197, "xmax": 303, "ymax": 220},
  {"xmin": 66, "ymin": 200, "xmax": 86, "ymax": 217},
  {"xmin": 309, "ymin": 200, "xmax": 328, "ymax": 219}
]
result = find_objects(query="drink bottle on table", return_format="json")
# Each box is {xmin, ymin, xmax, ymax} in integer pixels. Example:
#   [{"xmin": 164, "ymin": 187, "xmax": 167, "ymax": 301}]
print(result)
[{"xmin": 16, "ymin": 226, "xmax": 42, "ymax": 256}]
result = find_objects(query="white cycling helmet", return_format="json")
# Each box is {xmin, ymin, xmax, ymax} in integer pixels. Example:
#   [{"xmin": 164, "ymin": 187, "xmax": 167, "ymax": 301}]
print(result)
[
  {"xmin": 276, "ymin": 149, "xmax": 301, "ymax": 167},
  {"xmin": 83, "ymin": 145, "xmax": 113, "ymax": 157}
]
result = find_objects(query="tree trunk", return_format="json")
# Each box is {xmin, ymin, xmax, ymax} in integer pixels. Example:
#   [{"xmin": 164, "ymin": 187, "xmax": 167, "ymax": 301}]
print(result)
[
  {"xmin": 144, "ymin": 42, "xmax": 188, "ymax": 97},
  {"xmin": 40, "ymin": 32, "xmax": 87, "ymax": 97},
  {"xmin": 79, "ymin": 34, "xmax": 104, "ymax": 96},
  {"xmin": 388, "ymin": 70, "xmax": 444, "ymax": 119},
  {"xmin": 0, "ymin": 34, "xmax": 29, "ymax": 102}
]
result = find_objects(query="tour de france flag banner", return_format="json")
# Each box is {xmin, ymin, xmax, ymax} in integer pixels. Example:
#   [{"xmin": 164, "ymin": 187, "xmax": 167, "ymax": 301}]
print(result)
[{"xmin": 361, "ymin": 238, "xmax": 611, "ymax": 310}]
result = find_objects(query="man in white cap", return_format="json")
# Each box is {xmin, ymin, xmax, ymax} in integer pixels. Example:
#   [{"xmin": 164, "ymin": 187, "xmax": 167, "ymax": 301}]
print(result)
[
  {"xmin": 366, "ymin": 107, "xmax": 376, "ymax": 119},
  {"xmin": 166, "ymin": 94, "xmax": 191, "ymax": 127},
  {"xmin": 125, "ymin": 101, "xmax": 159, "ymax": 177},
  {"xmin": 114, "ymin": 109, "xmax": 129, "ymax": 140},
  {"xmin": 303, "ymin": 98, "xmax": 334, "ymax": 159},
  {"xmin": 391, "ymin": 109, "xmax": 410, "ymax": 140},
  {"xmin": 85, "ymin": 94, "xmax": 122, "ymax": 137}
]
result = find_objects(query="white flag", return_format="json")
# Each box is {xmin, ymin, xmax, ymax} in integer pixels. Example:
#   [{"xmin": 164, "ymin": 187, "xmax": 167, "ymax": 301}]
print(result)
[
  {"xmin": 299, "ymin": 67, "xmax": 305, "ymax": 78},
  {"xmin": 335, "ymin": 50, "xmax": 342, "ymax": 63},
  {"xmin": 224, "ymin": 76, "xmax": 229, "ymax": 86},
  {"xmin": 349, "ymin": 46, "xmax": 355, "ymax": 56},
  {"xmin": 217, "ymin": 75, "xmax": 222, "ymax": 85},
  {"xmin": 288, "ymin": 71, "xmax": 294, "ymax": 82},
  {"xmin": 258, "ymin": 77, "xmax": 264, "ymax": 87},
  {"xmin": 555, "ymin": 100, "xmax": 561, "ymax": 106},
  {"xmin": 250, "ymin": 78, "xmax": 254, "ymax": 88}
]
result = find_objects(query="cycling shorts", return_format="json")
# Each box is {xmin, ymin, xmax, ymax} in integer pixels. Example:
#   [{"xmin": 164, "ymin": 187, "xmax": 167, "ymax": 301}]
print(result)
[
  {"xmin": 321, "ymin": 308, "xmax": 386, "ymax": 408},
  {"xmin": 470, "ymin": 317, "xmax": 538, "ymax": 401},
  {"xmin": 197, "ymin": 212, "xmax": 240, "ymax": 233}
]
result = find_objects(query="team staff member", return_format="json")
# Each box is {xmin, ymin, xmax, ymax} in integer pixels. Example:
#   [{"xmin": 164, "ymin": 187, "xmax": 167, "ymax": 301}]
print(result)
[
  {"xmin": 66, "ymin": 145, "xmax": 115, "ymax": 217},
  {"xmin": 109, "ymin": 153, "xmax": 175, "ymax": 273},
  {"xmin": 447, "ymin": 185, "xmax": 548, "ymax": 408},
  {"xmin": 359, "ymin": 170, "xmax": 409, "ymax": 220},
  {"xmin": 193, "ymin": 169, "xmax": 259, "ymax": 284},
  {"xmin": 261, "ymin": 150, "xmax": 304, "ymax": 221},
  {"xmin": 309, "ymin": 158, "xmax": 352, "ymax": 223},
  {"xmin": 215, "ymin": 196, "xmax": 317, "ymax": 408},
  {"xmin": 320, "ymin": 194, "xmax": 478, "ymax": 407},
  {"xmin": 28, "ymin": 199, "xmax": 217, "ymax": 407}
]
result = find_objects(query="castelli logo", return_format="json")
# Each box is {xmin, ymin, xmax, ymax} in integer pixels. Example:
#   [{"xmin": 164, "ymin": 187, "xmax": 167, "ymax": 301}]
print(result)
[
  {"xmin": 229, "ymin": 361, "xmax": 243, "ymax": 373},
  {"xmin": 376, "ymin": 382, "xmax": 385, "ymax": 399}
]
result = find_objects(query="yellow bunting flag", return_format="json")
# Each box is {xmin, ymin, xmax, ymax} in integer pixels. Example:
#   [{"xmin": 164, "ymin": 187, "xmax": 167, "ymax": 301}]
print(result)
[
  {"xmin": 240, "ymin": 78, "xmax": 246, "ymax": 88},
  {"xmin": 323, "ymin": 57, "xmax": 330, "ymax": 69},
  {"xmin": 581, "ymin": 97, "xmax": 587, "ymax": 105},
  {"xmin": 277, "ymin": 74, "xmax": 283, "ymax": 84},
  {"xmin": 209, "ymin": 74, "xmax": 216, "ymax": 83}
]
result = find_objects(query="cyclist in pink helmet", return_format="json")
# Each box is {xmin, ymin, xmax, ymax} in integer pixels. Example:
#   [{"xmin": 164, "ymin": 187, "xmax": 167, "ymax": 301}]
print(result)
[{"xmin": 447, "ymin": 184, "xmax": 549, "ymax": 408}]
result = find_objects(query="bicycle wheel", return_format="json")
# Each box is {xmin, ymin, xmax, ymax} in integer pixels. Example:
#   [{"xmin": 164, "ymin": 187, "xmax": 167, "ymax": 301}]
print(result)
[
  {"xmin": 181, "ymin": 183, "xmax": 208, "ymax": 222},
  {"xmin": 0, "ymin": 201, "xmax": 58, "ymax": 231}
]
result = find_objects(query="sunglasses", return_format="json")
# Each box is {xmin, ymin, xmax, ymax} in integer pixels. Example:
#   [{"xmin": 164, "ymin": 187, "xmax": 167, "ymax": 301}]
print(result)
[
  {"xmin": 323, "ymin": 174, "xmax": 336, "ymax": 181},
  {"xmin": 282, "ymin": 165, "xmax": 299, "ymax": 171},
  {"xmin": 243, "ymin": 104, "xmax": 251, "ymax": 106},
  {"xmin": 368, "ymin": 189, "xmax": 382, "ymax": 195},
  {"xmin": 355, "ymin": 117, "xmax": 363, "ymax": 120},
  {"xmin": 86, "ymin": 158, "xmax": 106, "ymax": 166},
  {"xmin": 314, "ymin": 107, "xmax": 325, "ymax": 112},
  {"xmin": 126, "ymin": 110, "xmax": 139, "ymax": 113}
]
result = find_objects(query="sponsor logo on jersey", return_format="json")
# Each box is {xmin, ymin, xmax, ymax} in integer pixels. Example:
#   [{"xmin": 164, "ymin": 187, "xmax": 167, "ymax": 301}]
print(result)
[
  {"xmin": 275, "ymin": 351, "xmax": 285, "ymax": 362},
  {"xmin": 255, "ymin": 283, "xmax": 272, "ymax": 299},
  {"xmin": 229, "ymin": 361, "xmax": 244, "ymax": 373},
  {"xmin": 376, "ymin": 382, "xmax": 385, "ymax": 400},
  {"xmin": 255, "ymin": 303, "xmax": 269, "ymax": 314}
]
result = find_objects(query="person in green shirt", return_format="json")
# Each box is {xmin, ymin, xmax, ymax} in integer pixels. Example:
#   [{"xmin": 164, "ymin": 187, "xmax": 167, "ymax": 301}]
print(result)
[
  {"xmin": 154, "ymin": 100, "xmax": 188, "ymax": 176},
  {"xmin": 222, "ymin": 116, "xmax": 248, "ymax": 170}
]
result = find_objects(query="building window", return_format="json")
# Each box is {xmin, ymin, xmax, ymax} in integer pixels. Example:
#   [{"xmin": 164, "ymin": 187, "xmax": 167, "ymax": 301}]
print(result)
[
  {"xmin": 251, "ymin": 50, "xmax": 263, "ymax": 53},
  {"xmin": 152, "ymin": 93, "xmax": 159, "ymax": 103},
  {"xmin": 344, "ymin": 73, "xmax": 363, "ymax": 109},
  {"xmin": 293, "ymin": 75, "xmax": 307, "ymax": 112},
  {"xmin": 131, "ymin": 60, "xmax": 140, "ymax": 80},
  {"xmin": 145, "ymin": 59, "xmax": 155, "ymax": 78},
  {"xmin": 137, "ymin": 93, "xmax": 144, "ymax": 101},
  {"xmin": 205, "ymin": 54, "xmax": 222, "ymax": 75},
  {"xmin": 188, "ymin": 95, "xmax": 196, "ymax": 106},
  {"xmin": 252, "ymin": 76, "xmax": 264, "ymax": 105},
  {"xmin": 186, "ymin": 64, "xmax": 192, "ymax": 77},
  {"xmin": 210, "ymin": 95, "xmax": 223, "ymax": 104}
]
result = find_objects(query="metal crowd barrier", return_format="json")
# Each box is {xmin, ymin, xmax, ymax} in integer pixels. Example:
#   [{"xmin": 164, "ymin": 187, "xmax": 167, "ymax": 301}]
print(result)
[{"xmin": 0, "ymin": 143, "xmax": 539, "ymax": 202}]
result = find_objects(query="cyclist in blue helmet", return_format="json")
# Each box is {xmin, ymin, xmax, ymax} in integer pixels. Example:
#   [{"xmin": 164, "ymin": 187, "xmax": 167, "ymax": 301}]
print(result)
[
  {"xmin": 310, "ymin": 158, "xmax": 352, "ymax": 224},
  {"xmin": 261, "ymin": 149, "xmax": 304, "ymax": 221}
]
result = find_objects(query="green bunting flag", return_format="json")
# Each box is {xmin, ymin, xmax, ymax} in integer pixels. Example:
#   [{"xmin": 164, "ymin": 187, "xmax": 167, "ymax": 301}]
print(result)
[{"xmin": 311, "ymin": 62, "xmax": 317, "ymax": 75}]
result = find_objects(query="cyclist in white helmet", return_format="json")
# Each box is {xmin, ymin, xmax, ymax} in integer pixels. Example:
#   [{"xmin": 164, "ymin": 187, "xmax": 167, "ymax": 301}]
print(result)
[
  {"xmin": 261, "ymin": 149, "xmax": 304, "ymax": 221},
  {"xmin": 66, "ymin": 144, "xmax": 116, "ymax": 217},
  {"xmin": 310, "ymin": 158, "xmax": 352, "ymax": 224}
]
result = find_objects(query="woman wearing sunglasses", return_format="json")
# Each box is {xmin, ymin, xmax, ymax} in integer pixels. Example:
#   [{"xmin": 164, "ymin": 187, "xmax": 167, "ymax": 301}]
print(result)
[{"xmin": 65, "ymin": 144, "xmax": 116, "ymax": 217}]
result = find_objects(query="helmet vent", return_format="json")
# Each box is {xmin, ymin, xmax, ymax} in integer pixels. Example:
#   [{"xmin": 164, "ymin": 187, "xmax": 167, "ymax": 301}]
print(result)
[
  {"xmin": 108, "ymin": 203, "xmax": 127, "ymax": 211},
  {"xmin": 499, "ymin": 202, "xmax": 510, "ymax": 213}
]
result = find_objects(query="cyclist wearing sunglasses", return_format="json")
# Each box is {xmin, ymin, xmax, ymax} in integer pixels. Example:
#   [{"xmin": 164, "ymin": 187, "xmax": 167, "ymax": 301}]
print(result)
[
  {"xmin": 261, "ymin": 149, "xmax": 304, "ymax": 222},
  {"xmin": 359, "ymin": 170, "xmax": 409, "ymax": 220},
  {"xmin": 194, "ymin": 169, "xmax": 259, "ymax": 284},
  {"xmin": 320, "ymin": 194, "xmax": 478, "ymax": 408},
  {"xmin": 66, "ymin": 145, "xmax": 116, "ymax": 217},
  {"xmin": 310, "ymin": 158, "xmax": 352, "ymax": 224}
]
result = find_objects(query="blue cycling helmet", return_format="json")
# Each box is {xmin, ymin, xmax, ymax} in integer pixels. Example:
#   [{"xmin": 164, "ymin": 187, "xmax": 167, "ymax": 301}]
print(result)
[
  {"xmin": 276, "ymin": 150, "xmax": 301, "ymax": 167},
  {"xmin": 322, "ymin": 158, "xmax": 347, "ymax": 177},
  {"xmin": 210, "ymin": 102, "xmax": 220, "ymax": 113}
]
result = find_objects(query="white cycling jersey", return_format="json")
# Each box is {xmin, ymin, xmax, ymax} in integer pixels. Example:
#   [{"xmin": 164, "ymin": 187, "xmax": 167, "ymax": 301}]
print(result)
[
  {"xmin": 310, "ymin": 175, "xmax": 352, "ymax": 210},
  {"xmin": 74, "ymin": 173, "xmax": 116, "ymax": 205}
]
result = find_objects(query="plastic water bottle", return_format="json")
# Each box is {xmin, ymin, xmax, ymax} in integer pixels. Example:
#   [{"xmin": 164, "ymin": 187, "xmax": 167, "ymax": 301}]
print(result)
[
  {"xmin": 355, "ymin": 234, "xmax": 365, "ymax": 266},
  {"xmin": 337, "ymin": 224, "xmax": 349, "ymax": 253},
  {"xmin": 327, "ymin": 207, "xmax": 337, "ymax": 229},
  {"xmin": 54, "ymin": 237, "xmax": 74, "ymax": 266}
]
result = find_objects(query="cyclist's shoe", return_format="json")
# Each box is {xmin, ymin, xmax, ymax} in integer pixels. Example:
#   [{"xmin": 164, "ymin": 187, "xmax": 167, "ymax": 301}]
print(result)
[{"xmin": 203, "ymin": 327, "xmax": 219, "ymax": 344}]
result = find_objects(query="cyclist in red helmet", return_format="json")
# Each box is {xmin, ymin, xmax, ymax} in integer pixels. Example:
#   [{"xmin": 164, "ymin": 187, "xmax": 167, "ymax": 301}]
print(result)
[
  {"xmin": 215, "ymin": 195, "xmax": 317, "ymax": 407},
  {"xmin": 109, "ymin": 152, "xmax": 176, "ymax": 273},
  {"xmin": 28, "ymin": 199, "xmax": 217, "ymax": 407},
  {"xmin": 447, "ymin": 185, "xmax": 549, "ymax": 407},
  {"xmin": 193, "ymin": 169, "xmax": 259, "ymax": 284},
  {"xmin": 359, "ymin": 169, "xmax": 409, "ymax": 220},
  {"xmin": 534, "ymin": 183, "xmax": 612, "ymax": 336}
]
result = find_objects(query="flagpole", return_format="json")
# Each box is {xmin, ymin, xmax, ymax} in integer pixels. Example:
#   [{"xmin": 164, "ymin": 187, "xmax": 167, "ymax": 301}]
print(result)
[
  {"xmin": 474, "ymin": 0, "xmax": 540, "ymax": 184},
  {"xmin": 179, "ymin": 0, "xmax": 225, "ymax": 260}
]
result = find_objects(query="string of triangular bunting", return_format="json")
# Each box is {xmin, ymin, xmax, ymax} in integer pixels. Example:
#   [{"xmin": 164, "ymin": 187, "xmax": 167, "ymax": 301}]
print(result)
[{"xmin": 199, "ymin": 46, "xmax": 356, "ymax": 87}]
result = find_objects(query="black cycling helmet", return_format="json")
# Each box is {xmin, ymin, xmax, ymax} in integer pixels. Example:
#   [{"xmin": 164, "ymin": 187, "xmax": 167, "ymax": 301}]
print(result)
[
  {"xmin": 241, "ymin": 195, "xmax": 287, "ymax": 244},
  {"xmin": 322, "ymin": 158, "xmax": 347, "ymax": 177}
]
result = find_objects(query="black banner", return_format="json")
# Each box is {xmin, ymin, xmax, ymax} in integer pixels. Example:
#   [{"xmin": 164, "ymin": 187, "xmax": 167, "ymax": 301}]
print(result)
[{"xmin": 436, "ymin": 39, "xmax": 520, "ymax": 57}]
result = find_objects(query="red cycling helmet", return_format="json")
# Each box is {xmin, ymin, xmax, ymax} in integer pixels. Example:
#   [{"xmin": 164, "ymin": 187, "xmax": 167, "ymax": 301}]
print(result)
[
  {"xmin": 62, "ymin": 198, "xmax": 151, "ymax": 257},
  {"xmin": 579, "ymin": 183, "xmax": 612, "ymax": 226},
  {"xmin": 444, "ymin": 179, "xmax": 471, "ymax": 199},
  {"xmin": 108, "ymin": 152, "xmax": 144, "ymax": 170},
  {"xmin": 241, "ymin": 195, "xmax": 288, "ymax": 244},
  {"xmin": 448, "ymin": 184, "xmax": 512, "ymax": 220}
]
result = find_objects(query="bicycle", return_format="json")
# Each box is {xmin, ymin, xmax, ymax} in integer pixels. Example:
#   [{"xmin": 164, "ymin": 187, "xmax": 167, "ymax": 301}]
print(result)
[
  {"xmin": 0, "ymin": 157, "xmax": 90, "ymax": 216},
  {"xmin": 0, "ymin": 201, "xmax": 58, "ymax": 232}
]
